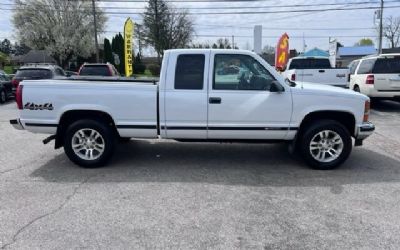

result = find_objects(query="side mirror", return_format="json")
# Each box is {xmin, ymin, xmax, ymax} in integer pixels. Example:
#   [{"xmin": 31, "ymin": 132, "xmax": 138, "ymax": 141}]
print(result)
[{"xmin": 270, "ymin": 80, "xmax": 285, "ymax": 93}]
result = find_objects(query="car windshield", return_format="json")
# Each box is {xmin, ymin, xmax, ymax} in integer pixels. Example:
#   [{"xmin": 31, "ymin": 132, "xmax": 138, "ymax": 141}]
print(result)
[
  {"xmin": 80, "ymin": 65, "xmax": 111, "ymax": 76},
  {"xmin": 15, "ymin": 69, "xmax": 52, "ymax": 79}
]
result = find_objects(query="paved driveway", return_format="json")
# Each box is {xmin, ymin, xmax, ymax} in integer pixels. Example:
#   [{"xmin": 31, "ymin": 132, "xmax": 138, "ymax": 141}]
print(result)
[{"xmin": 1, "ymin": 100, "xmax": 400, "ymax": 249}]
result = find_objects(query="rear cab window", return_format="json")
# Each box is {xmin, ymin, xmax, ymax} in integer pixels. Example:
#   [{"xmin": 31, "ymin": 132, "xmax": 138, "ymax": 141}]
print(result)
[
  {"xmin": 15, "ymin": 69, "xmax": 53, "ymax": 79},
  {"xmin": 79, "ymin": 65, "xmax": 112, "ymax": 76},
  {"xmin": 174, "ymin": 54, "xmax": 205, "ymax": 90},
  {"xmin": 288, "ymin": 58, "xmax": 332, "ymax": 69}
]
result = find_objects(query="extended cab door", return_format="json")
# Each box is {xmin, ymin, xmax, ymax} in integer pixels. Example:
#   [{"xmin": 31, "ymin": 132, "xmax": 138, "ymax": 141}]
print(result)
[
  {"xmin": 161, "ymin": 50, "xmax": 210, "ymax": 139},
  {"xmin": 207, "ymin": 52, "xmax": 293, "ymax": 140}
]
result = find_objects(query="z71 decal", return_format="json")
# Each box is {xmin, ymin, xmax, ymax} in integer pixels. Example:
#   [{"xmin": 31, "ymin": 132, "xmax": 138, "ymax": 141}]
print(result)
[{"xmin": 24, "ymin": 102, "xmax": 54, "ymax": 111}]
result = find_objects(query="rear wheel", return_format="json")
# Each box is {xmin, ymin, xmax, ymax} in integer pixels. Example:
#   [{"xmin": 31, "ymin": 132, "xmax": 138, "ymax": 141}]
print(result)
[
  {"xmin": 64, "ymin": 119, "xmax": 115, "ymax": 168},
  {"xmin": 300, "ymin": 120, "xmax": 352, "ymax": 170},
  {"xmin": 353, "ymin": 85, "xmax": 360, "ymax": 93},
  {"xmin": 0, "ymin": 89, "xmax": 6, "ymax": 103}
]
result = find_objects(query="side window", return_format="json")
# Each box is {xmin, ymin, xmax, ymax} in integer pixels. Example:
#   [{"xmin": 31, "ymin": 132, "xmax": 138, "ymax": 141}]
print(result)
[
  {"xmin": 357, "ymin": 59, "xmax": 375, "ymax": 74},
  {"xmin": 213, "ymin": 54, "xmax": 276, "ymax": 91},
  {"xmin": 174, "ymin": 54, "xmax": 205, "ymax": 90},
  {"xmin": 349, "ymin": 61, "xmax": 360, "ymax": 75}
]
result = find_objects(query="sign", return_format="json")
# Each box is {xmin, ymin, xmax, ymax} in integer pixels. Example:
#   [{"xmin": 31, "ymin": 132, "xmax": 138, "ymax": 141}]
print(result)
[
  {"xmin": 124, "ymin": 18, "xmax": 134, "ymax": 77},
  {"xmin": 329, "ymin": 38, "xmax": 337, "ymax": 68},
  {"xmin": 253, "ymin": 25, "xmax": 262, "ymax": 54},
  {"xmin": 275, "ymin": 33, "xmax": 289, "ymax": 71}
]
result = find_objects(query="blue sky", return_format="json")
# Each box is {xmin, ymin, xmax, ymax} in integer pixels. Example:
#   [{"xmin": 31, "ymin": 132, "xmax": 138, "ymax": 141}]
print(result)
[{"xmin": 1, "ymin": 0, "xmax": 399, "ymax": 55}]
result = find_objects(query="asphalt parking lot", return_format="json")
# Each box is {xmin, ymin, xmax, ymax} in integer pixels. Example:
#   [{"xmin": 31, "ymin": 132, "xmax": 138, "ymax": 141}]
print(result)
[{"xmin": 1, "ymin": 100, "xmax": 400, "ymax": 249}]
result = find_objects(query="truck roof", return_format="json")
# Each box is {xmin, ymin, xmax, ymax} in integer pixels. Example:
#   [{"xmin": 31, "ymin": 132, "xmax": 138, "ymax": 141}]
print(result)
[
  {"xmin": 165, "ymin": 49, "xmax": 258, "ymax": 55},
  {"xmin": 290, "ymin": 56, "xmax": 330, "ymax": 60}
]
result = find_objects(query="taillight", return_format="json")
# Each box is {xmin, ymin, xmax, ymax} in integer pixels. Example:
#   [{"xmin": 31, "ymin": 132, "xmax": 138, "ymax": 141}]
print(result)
[
  {"xmin": 363, "ymin": 100, "xmax": 370, "ymax": 122},
  {"xmin": 107, "ymin": 65, "xmax": 113, "ymax": 76},
  {"xmin": 366, "ymin": 75, "xmax": 374, "ymax": 85},
  {"xmin": 16, "ymin": 85, "xmax": 23, "ymax": 110},
  {"xmin": 291, "ymin": 74, "xmax": 296, "ymax": 81},
  {"xmin": 77, "ymin": 65, "xmax": 84, "ymax": 75},
  {"xmin": 12, "ymin": 79, "xmax": 20, "ymax": 88}
]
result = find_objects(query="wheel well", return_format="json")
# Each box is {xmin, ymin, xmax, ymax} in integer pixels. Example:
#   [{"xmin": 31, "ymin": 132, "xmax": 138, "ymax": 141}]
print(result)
[
  {"xmin": 298, "ymin": 111, "xmax": 356, "ymax": 138},
  {"xmin": 55, "ymin": 110, "xmax": 118, "ymax": 149}
]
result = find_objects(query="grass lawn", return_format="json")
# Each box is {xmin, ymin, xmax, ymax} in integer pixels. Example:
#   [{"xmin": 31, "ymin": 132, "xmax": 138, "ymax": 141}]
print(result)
[{"xmin": 3, "ymin": 65, "xmax": 15, "ymax": 74}]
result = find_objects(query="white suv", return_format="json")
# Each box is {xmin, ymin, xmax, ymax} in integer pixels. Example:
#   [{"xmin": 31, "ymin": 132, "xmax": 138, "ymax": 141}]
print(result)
[{"xmin": 349, "ymin": 54, "xmax": 400, "ymax": 100}]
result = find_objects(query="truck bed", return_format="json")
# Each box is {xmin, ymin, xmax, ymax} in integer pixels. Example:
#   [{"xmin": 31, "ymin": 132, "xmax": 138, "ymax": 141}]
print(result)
[{"xmin": 19, "ymin": 79, "xmax": 159, "ymax": 138}]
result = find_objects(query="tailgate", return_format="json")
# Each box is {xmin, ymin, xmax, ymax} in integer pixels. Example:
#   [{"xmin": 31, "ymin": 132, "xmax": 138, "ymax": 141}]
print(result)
[
  {"xmin": 296, "ymin": 69, "xmax": 348, "ymax": 86},
  {"xmin": 375, "ymin": 74, "xmax": 400, "ymax": 91}
]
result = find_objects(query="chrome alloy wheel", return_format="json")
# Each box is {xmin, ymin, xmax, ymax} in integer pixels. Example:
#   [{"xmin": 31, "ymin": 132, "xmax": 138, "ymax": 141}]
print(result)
[
  {"xmin": 71, "ymin": 129, "xmax": 105, "ymax": 161},
  {"xmin": 309, "ymin": 130, "xmax": 344, "ymax": 163}
]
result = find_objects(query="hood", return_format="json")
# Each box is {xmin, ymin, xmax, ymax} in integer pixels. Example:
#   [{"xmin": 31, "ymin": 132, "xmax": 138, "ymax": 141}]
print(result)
[{"xmin": 291, "ymin": 82, "xmax": 369, "ymax": 101}]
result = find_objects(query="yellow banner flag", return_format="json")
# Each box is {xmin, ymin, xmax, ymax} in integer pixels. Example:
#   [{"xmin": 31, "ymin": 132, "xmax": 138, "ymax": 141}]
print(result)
[{"xmin": 124, "ymin": 18, "xmax": 134, "ymax": 77}]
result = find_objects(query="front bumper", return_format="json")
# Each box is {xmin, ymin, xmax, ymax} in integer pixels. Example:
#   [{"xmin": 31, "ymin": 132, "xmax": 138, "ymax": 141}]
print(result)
[
  {"xmin": 356, "ymin": 122, "xmax": 375, "ymax": 140},
  {"xmin": 10, "ymin": 119, "xmax": 24, "ymax": 130}
]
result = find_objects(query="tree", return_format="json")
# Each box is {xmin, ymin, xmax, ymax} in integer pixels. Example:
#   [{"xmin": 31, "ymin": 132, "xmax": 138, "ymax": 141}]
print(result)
[
  {"xmin": 133, "ymin": 52, "xmax": 146, "ymax": 74},
  {"xmin": 111, "ymin": 33, "xmax": 125, "ymax": 75},
  {"xmin": 12, "ymin": 0, "xmax": 107, "ymax": 67},
  {"xmin": 142, "ymin": 0, "xmax": 194, "ymax": 64},
  {"xmin": 14, "ymin": 42, "xmax": 31, "ymax": 56},
  {"xmin": 262, "ymin": 45, "xmax": 275, "ymax": 54},
  {"xmin": 382, "ymin": 16, "xmax": 400, "ymax": 48},
  {"xmin": 103, "ymin": 38, "xmax": 114, "ymax": 65},
  {"xmin": 216, "ymin": 38, "xmax": 231, "ymax": 49},
  {"xmin": 0, "ymin": 39, "xmax": 12, "ymax": 55},
  {"xmin": 354, "ymin": 38, "xmax": 374, "ymax": 47}
]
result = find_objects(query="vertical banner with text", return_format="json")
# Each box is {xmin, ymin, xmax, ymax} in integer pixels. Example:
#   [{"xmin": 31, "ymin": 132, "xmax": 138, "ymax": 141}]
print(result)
[
  {"xmin": 124, "ymin": 18, "xmax": 134, "ymax": 77},
  {"xmin": 275, "ymin": 33, "xmax": 289, "ymax": 71}
]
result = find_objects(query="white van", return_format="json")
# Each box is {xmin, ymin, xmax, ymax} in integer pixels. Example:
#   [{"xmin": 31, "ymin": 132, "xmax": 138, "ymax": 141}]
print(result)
[{"xmin": 349, "ymin": 54, "xmax": 400, "ymax": 100}]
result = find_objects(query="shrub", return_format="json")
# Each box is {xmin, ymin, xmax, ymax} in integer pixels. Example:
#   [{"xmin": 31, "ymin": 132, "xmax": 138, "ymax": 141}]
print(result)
[{"xmin": 148, "ymin": 64, "xmax": 161, "ymax": 76}]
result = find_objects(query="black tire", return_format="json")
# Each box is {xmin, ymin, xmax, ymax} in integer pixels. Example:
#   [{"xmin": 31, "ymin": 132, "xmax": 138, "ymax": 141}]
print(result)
[
  {"xmin": 64, "ymin": 119, "xmax": 115, "ymax": 168},
  {"xmin": 0, "ymin": 89, "xmax": 6, "ymax": 104},
  {"xmin": 300, "ymin": 119, "xmax": 352, "ymax": 170},
  {"xmin": 353, "ymin": 85, "xmax": 360, "ymax": 93}
]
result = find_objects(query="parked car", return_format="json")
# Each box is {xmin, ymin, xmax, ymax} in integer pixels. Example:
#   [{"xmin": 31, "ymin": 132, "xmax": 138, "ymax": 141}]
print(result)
[
  {"xmin": 78, "ymin": 63, "xmax": 120, "ymax": 76},
  {"xmin": 283, "ymin": 56, "xmax": 349, "ymax": 88},
  {"xmin": 349, "ymin": 54, "xmax": 400, "ymax": 101},
  {"xmin": 0, "ymin": 72, "xmax": 13, "ymax": 103},
  {"xmin": 11, "ymin": 64, "xmax": 66, "ymax": 93},
  {"xmin": 10, "ymin": 49, "xmax": 374, "ymax": 170},
  {"xmin": 65, "ymin": 70, "xmax": 78, "ymax": 77}
]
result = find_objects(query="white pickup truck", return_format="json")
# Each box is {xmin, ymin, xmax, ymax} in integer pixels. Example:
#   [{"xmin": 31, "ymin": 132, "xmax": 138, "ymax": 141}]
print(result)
[
  {"xmin": 10, "ymin": 49, "xmax": 374, "ymax": 170},
  {"xmin": 283, "ymin": 56, "xmax": 350, "ymax": 88}
]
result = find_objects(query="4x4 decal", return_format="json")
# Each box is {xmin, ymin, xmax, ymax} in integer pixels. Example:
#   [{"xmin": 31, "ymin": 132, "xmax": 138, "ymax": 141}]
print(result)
[{"xmin": 24, "ymin": 102, "xmax": 54, "ymax": 111}]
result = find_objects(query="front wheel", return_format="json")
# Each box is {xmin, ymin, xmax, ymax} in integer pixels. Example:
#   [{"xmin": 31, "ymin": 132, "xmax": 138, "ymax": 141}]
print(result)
[
  {"xmin": 300, "ymin": 120, "xmax": 352, "ymax": 170},
  {"xmin": 64, "ymin": 119, "xmax": 116, "ymax": 168}
]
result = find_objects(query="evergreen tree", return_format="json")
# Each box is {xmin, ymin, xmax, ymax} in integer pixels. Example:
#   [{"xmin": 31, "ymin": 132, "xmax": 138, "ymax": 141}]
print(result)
[{"xmin": 103, "ymin": 38, "xmax": 114, "ymax": 64}]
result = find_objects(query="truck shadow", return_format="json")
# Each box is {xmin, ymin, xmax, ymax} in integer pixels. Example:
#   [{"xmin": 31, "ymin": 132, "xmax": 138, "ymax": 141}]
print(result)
[
  {"xmin": 31, "ymin": 140, "xmax": 400, "ymax": 188},
  {"xmin": 371, "ymin": 100, "xmax": 400, "ymax": 113}
]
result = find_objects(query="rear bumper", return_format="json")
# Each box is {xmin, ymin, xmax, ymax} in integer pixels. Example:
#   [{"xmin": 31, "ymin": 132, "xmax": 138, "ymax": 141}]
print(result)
[
  {"xmin": 363, "ymin": 86, "xmax": 400, "ymax": 98},
  {"xmin": 356, "ymin": 122, "xmax": 375, "ymax": 140},
  {"xmin": 10, "ymin": 119, "xmax": 24, "ymax": 130}
]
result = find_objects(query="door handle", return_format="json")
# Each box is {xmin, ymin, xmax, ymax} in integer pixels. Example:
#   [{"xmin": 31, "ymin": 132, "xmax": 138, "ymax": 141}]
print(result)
[
  {"xmin": 318, "ymin": 70, "xmax": 325, "ymax": 73},
  {"xmin": 209, "ymin": 97, "xmax": 222, "ymax": 104}
]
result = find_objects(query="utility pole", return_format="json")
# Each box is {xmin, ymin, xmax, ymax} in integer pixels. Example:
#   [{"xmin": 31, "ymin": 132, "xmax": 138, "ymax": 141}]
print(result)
[
  {"xmin": 92, "ymin": 0, "xmax": 100, "ymax": 62},
  {"xmin": 378, "ymin": 0, "xmax": 384, "ymax": 54},
  {"xmin": 232, "ymin": 35, "xmax": 234, "ymax": 49}
]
